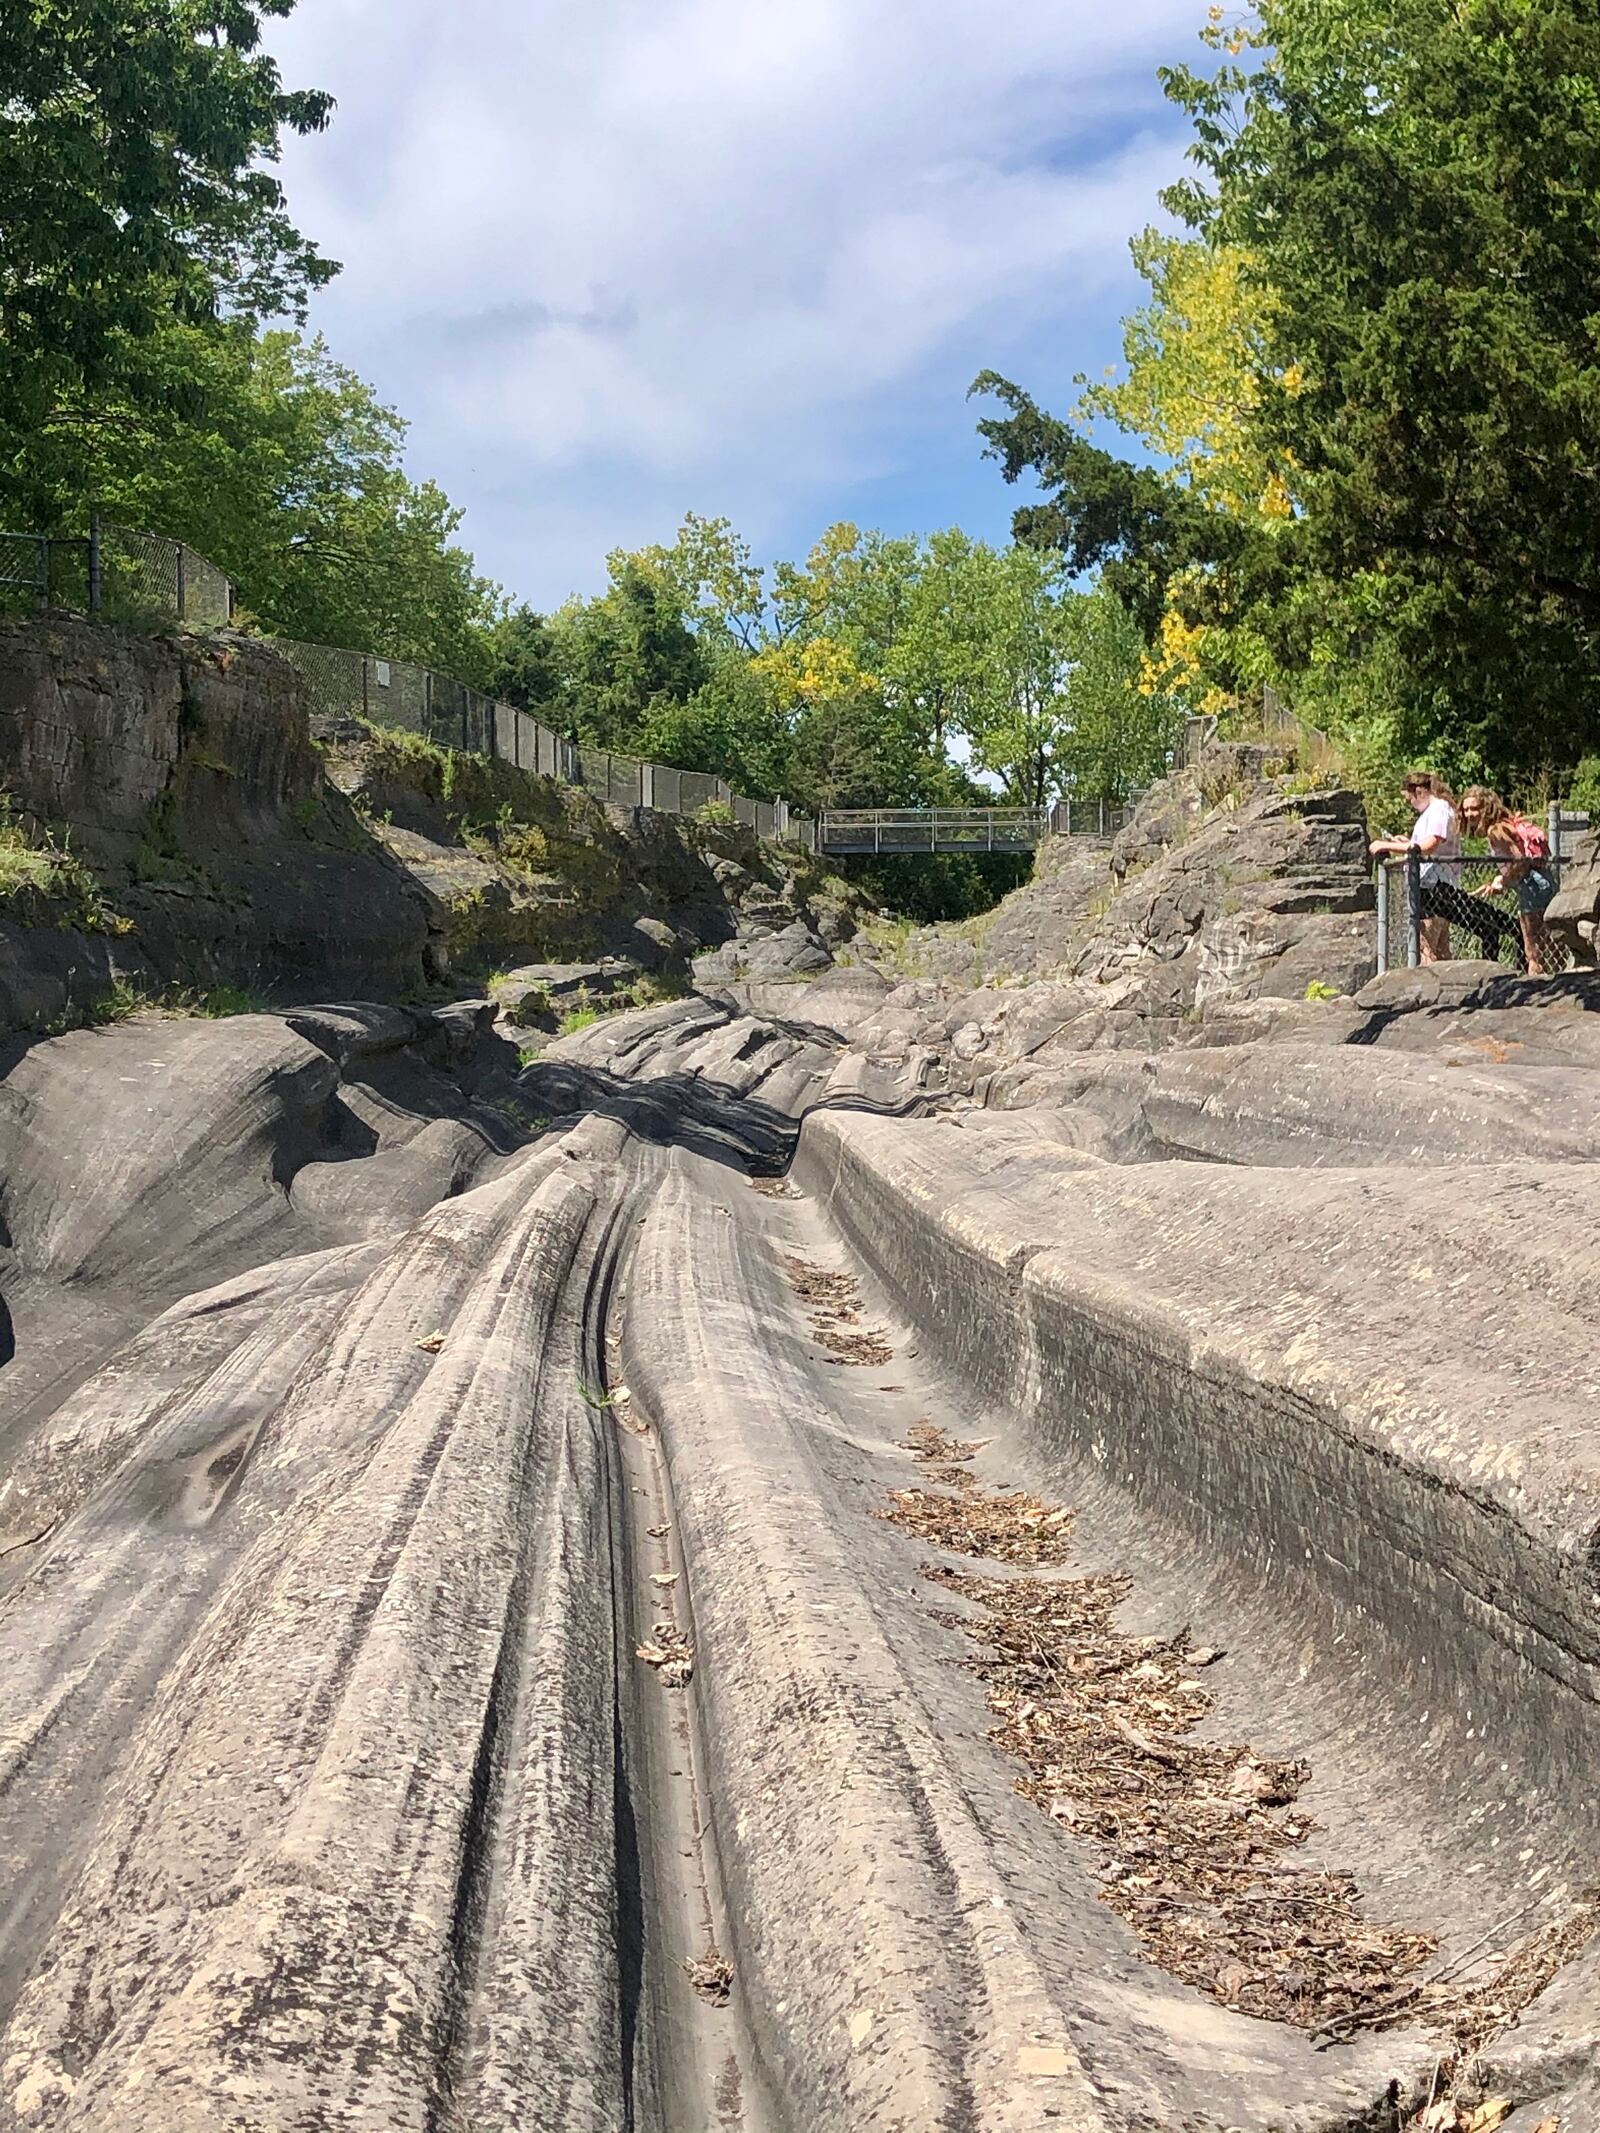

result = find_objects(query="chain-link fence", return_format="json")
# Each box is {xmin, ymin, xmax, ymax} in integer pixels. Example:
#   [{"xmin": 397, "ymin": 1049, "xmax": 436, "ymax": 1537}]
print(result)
[
  {"xmin": 98, "ymin": 523, "xmax": 234, "ymax": 627},
  {"xmin": 1376, "ymin": 811, "xmax": 1590, "ymax": 976},
  {"xmin": 0, "ymin": 517, "xmax": 818, "ymax": 846},
  {"xmin": 0, "ymin": 531, "xmax": 93, "ymax": 614},
  {"xmin": 1180, "ymin": 691, "xmax": 1339, "ymax": 777}
]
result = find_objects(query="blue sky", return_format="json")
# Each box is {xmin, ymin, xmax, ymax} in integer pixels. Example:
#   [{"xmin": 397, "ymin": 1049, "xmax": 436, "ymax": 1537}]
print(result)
[{"xmin": 266, "ymin": 1, "xmax": 1205, "ymax": 613}]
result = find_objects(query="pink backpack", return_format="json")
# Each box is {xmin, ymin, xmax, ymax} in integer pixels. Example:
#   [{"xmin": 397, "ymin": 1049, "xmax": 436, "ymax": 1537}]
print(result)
[{"xmin": 1508, "ymin": 816, "xmax": 1551, "ymax": 862}]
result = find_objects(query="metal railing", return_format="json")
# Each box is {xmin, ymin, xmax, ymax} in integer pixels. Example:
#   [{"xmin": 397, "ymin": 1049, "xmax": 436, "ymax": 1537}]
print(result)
[
  {"xmin": 1, "ymin": 518, "xmax": 801, "ymax": 845},
  {"xmin": 1049, "ymin": 795, "xmax": 1139, "ymax": 837},
  {"xmin": 1180, "ymin": 689, "xmax": 1338, "ymax": 776},
  {"xmin": 0, "ymin": 520, "xmax": 232, "ymax": 626},
  {"xmin": 818, "ymin": 807, "xmax": 1048, "ymax": 854},
  {"xmin": 1375, "ymin": 808, "xmax": 1590, "ymax": 975},
  {"xmin": 0, "ymin": 529, "xmax": 91, "ymax": 613},
  {"xmin": 100, "ymin": 523, "xmax": 233, "ymax": 627}
]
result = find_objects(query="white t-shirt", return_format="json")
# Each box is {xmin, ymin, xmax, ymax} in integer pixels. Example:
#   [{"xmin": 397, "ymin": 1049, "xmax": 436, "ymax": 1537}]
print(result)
[{"xmin": 1411, "ymin": 796, "xmax": 1460, "ymax": 880}]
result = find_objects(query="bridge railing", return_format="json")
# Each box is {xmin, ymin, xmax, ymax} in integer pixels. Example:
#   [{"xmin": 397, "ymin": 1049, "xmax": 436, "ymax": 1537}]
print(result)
[{"xmin": 818, "ymin": 807, "xmax": 1048, "ymax": 854}]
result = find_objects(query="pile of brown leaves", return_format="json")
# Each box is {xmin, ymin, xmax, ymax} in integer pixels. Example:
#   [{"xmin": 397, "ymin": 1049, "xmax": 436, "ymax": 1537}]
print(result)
[
  {"xmin": 684, "ymin": 1952, "xmax": 734, "ymax": 2006},
  {"xmin": 878, "ymin": 1488, "xmax": 1077, "ymax": 1567},
  {"xmin": 877, "ymin": 1427, "xmax": 1599, "ymax": 2083},
  {"xmin": 748, "ymin": 1173, "xmax": 799, "ymax": 1199},
  {"xmin": 780, "ymin": 1252, "xmax": 895, "ymax": 1366},
  {"xmin": 636, "ymin": 1620, "xmax": 695, "ymax": 1688},
  {"xmin": 928, "ymin": 1558, "xmax": 1436, "ymax": 2033},
  {"xmin": 880, "ymin": 1433, "xmax": 1441, "ymax": 2035},
  {"xmin": 900, "ymin": 1419, "xmax": 988, "ymax": 1487}
]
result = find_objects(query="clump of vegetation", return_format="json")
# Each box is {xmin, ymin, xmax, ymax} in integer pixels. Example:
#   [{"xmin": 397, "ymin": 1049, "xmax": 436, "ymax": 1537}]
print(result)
[
  {"xmin": 86, "ymin": 976, "xmax": 144, "ymax": 1025},
  {"xmin": 193, "ymin": 983, "xmax": 269, "ymax": 1017},
  {"xmin": 0, "ymin": 802, "xmax": 131, "ymax": 935},
  {"xmin": 557, "ymin": 1004, "xmax": 600, "ymax": 1036}
]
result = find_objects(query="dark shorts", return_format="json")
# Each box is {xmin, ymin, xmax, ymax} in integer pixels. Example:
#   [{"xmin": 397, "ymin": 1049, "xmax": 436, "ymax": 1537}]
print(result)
[{"xmin": 1515, "ymin": 868, "xmax": 1556, "ymax": 914}]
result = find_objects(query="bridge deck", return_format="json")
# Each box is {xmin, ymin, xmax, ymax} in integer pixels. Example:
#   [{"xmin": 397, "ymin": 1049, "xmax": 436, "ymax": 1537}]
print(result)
[
  {"xmin": 817, "ymin": 807, "xmax": 1046, "ymax": 855},
  {"xmin": 814, "ymin": 801, "xmax": 1133, "ymax": 854}
]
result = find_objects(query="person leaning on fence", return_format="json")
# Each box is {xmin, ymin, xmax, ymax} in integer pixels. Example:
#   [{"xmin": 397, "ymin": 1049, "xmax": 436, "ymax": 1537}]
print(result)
[
  {"xmin": 1460, "ymin": 786, "xmax": 1557, "ymax": 976},
  {"xmin": 1368, "ymin": 771, "xmax": 1464, "ymax": 963}
]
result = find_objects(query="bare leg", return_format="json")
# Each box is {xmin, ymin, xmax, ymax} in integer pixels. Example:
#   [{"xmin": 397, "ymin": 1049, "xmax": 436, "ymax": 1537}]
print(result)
[
  {"xmin": 1522, "ymin": 912, "xmax": 1550, "ymax": 976},
  {"xmin": 1420, "ymin": 916, "xmax": 1450, "ymax": 962}
]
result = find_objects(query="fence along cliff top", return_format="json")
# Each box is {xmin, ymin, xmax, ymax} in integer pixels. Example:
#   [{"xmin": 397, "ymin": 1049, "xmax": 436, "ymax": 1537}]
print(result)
[{"xmin": 0, "ymin": 521, "xmax": 797, "ymax": 843}]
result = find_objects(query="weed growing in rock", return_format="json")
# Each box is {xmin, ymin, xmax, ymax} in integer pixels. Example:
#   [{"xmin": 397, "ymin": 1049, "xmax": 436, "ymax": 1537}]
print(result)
[
  {"xmin": 193, "ymin": 984, "xmax": 268, "ymax": 1017},
  {"xmin": 0, "ymin": 802, "xmax": 131, "ymax": 935},
  {"xmin": 86, "ymin": 976, "xmax": 143, "ymax": 1024}
]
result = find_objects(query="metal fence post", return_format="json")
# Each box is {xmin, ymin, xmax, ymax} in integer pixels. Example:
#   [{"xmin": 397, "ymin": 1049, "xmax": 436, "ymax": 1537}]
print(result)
[
  {"xmin": 88, "ymin": 516, "xmax": 101, "ymax": 616},
  {"xmin": 1406, "ymin": 846, "xmax": 1422, "ymax": 968},
  {"xmin": 1549, "ymin": 800, "xmax": 1562, "ymax": 878},
  {"xmin": 175, "ymin": 543, "xmax": 186, "ymax": 620},
  {"xmin": 1376, "ymin": 862, "xmax": 1390, "ymax": 975}
]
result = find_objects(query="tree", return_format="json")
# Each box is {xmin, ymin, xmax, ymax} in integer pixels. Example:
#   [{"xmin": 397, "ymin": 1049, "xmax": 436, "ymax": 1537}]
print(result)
[
  {"xmin": 1055, "ymin": 586, "xmax": 1182, "ymax": 807},
  {"xmin": 1, "ymin": 0, "xmax": 335, "ymax": 506},
  {"xmin": 486, "ymin": 606, "xmax": 564, "ymax": 711},
  {"xmin": 1159, "ymin": 0, "xmax": 1600, "ymax": 776},
  {"xmin": 7, "ymin": 321, "xmax": 503, "ymax": 677},
  {"xmin": 968, "ymin": 371, "xmax": 1244, "ymax": 636},
  {"xmin": 951, "ymin": 552, "xmax": 1174, "ymax": 808},
  {"xmin": 1076, "ymin": 233, "xmax": 1293, "ymax": 525},
  {"xmin": 635, "ymin": 650, "xmax": 791, "ymax": 800},
  {"xmin": 549, "ymin": 562, "xmax": 709, "ymax": 747}
]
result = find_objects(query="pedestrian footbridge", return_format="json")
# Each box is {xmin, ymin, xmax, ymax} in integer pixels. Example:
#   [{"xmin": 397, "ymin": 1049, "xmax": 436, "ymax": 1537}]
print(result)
[{"xmin": 812, "ymin": 801, "xmax": 1131, "ymax": 856}]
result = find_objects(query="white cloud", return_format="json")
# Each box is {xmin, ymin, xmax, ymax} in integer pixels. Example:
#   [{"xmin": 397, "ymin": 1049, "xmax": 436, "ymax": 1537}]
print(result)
[{"xmin": 267, "ymin": 0, "xmax": 1202, "ymax": 604}]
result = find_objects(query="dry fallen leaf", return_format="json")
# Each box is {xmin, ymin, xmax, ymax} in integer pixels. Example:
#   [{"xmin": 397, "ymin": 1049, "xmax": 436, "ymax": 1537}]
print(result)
[
  {"xmin": 646, "ymin": 1523, "xmax": 671, "ymax": 1539},
  {"xmin": 1018, "ymin": 2045, "xmax": 1074, "ymax": 2077},
  {"xmin": 636, "ymin": 1626, "xmax": 695, "ymax": 1687},
  {"xmin": 650, "ymin": 1571, "xmax": 679, "ymax": 1587},
  {"xmin": 414, "ymin": 1332, "xmax": 446, "ymax": 1354},
  {"xmin": 1459, "ymin": 2101, "xmax": 1512, "ymax": 2133},
  {"xmin": 684, "ymin": 1954, "xmax": 733, "ymax": 2006}
]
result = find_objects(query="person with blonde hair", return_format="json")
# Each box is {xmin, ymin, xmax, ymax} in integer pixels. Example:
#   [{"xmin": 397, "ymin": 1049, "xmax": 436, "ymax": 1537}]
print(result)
[
  {"xmin": 1369, "ymin": 770, "xmax": 1462, "ymax": 961},
  {"xmin": 1459, "ymin": 786, "xmax": 1557, "ymax": 974}
]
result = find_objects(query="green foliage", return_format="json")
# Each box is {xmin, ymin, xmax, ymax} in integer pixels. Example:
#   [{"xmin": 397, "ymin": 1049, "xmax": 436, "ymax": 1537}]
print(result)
[
  {"xmin": 194, "ymin": 983, "xmax": 268, "ymax": 1017},
  {"xmin": 0, "ymin": 0, "xmax": 334, "ymax": 474},
  {"xmin": 87, "ymin": 976, "xmax": 143, "ymax": 1025},
  {"xmin": 0, "ymin": 801, "xmax": 129, "ymax": 933},
  {"xmin": 969, "ymin": 371, "xmax": 1246, "ymax": 636},
  {"xmin": 1303, "ymin": 979, "xmax": 1344, "ymax": 1002},
  {"xmin": 851, "ymin": 852, "xmax": 1029, "ymax": 925},
  {"xmin": 1154, "ymin": 0, "xmax": 1600, "ymax": 777},
  {"xmin": 8, "ymin": 323, "xmax": 503, "ymax": 680},
  {"xmin": 549, "ymin": 562, "xmax": 709, "ymax": 747},
  {"xmin": 557, "ymin": 1004, "xmax": 601, "ymax": 1036},
  {"xmin": 485, "ymin": 606, "xmax": 563, "ymax": 711}
]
